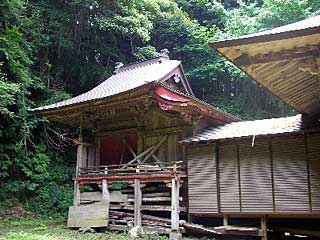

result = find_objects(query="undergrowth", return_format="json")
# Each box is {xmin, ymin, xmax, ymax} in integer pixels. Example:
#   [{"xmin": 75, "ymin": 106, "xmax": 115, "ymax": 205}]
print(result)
[{"xmin": 0, "ymin": 216, "xmax": 209, "ymax": 240}]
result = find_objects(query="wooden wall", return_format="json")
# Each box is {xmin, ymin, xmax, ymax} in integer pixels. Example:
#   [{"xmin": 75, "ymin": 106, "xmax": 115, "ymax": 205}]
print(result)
[
  {"xmin": 187, "ymin": 145, "xmax": 218, "ymax": 213},
  {"xmin": 187, "ymin": 133, "xmax": 320, "ymax": 216},
  {"xmin": 142, "ymin": 130, "xmax": 184, "ymax": 163},
  {"xmin": 140, "ymin": 110, "xmax": 191, "ymax": 163}
]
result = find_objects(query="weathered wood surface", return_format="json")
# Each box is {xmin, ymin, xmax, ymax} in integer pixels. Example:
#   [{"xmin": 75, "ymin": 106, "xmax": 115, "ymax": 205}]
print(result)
[
  {"xmin": 186, "ymin": 133, "xmax": 320, "ymax": 215},
  {"xmin": 80, "ymin": 191, "xmax": 101, "ymax": 203},
  {"xmin": 107, "ymin": 224, "xmax": 172, "ymax": 234},
  {"xmin": 67, "ymin": 202, "xmax": 109, "ymax": 228},
  {"xmin": 110, "ymin": 190, "xmax": 128, "ymax": 202},
  {"xmin": 80, "ymin": 190, "xmax": 130, "ymax": 204},
  {"xmin": 171, "ymin": 177, "xmax": 180, "ymax": 233},
  {"xmin": 134, "ymin": 178, "xmax": 142, "ymax": 226},
  {"xmin": 127, "ymin": 196, "xmax": 183, "ymax": 202},
  {"xmin": 79, "ymin": 161, "xmax": 185, "ymax": 176},
  {"xmin": 110, "ymin": 204, "xmax": 187, "ymax": 212},
  {"xmin": 187, "ymin": 144, "xmax": 218, "ymax": 213},
  {"xmin": 214, "ymin": 225, "xmax": 262, "ymax": 236},
  {"xmin": 214, "ymin": 31, "xmax": 320, "ymax": 114}
]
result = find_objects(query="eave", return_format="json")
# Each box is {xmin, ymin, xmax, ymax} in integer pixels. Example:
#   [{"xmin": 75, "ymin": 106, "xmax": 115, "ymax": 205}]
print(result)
[
  {"xmin": 151, "ymin": 84, "xmax": 238, "ymax": 124},
  {"xmin": 210, "ymin": 16, "xmax": 320, "ymax": 115}
]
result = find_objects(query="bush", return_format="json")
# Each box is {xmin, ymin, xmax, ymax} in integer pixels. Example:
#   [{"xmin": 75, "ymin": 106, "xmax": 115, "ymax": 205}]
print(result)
[{"xmin": 28, "ymin": 182, "xmax": 73, "ymax": 219}]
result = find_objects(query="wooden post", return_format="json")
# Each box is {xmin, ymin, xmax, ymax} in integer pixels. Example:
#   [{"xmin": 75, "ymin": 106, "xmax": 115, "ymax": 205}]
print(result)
[
  {"xmin": 170, "ymin": 177, "xmax": 182, "ymax": 240},
  {"xmin": 102, "ymin": 179, "xmax": 110, "ymax": 203},
  {"xmin": 223, "ymin": 215, "xmax": 228, "ymax": 226},
  {"xmin": 134, "ymin": 179, "xmax": 142, "ymax": 226},
  {"xmin": 73, "ymin": 113, "xmax": 83, "ymax": 206},
  {"xmin": 134, "ymin": 165, "xmax": 142, "ymax": 227},
  {"xmin": 73, "ymin": 180, "xmax": 80, "ymax": 206},
  {"xmin": 261, "ymin": 216, "xmax": 268, "ymax": 240}
]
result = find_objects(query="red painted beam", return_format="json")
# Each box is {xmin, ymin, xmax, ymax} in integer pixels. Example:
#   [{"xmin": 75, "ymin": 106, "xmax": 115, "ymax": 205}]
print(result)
[{"xmin": 75, "ymin": 173, "xmax": 179, "ymax": 182}]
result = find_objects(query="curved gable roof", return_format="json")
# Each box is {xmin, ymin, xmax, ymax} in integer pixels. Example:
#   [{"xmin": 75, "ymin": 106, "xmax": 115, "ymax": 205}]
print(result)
[{"xmin": 33, "ymin": 57, "xmax": 181, "ymax": 112}]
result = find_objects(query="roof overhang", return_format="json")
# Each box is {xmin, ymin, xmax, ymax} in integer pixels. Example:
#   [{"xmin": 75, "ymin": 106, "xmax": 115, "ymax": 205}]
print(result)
[
  {"xmin": 210, "ymin": 16, "xmax": 320, "ymax": 115},
  {"xmin": 33, "ymin": 85, "xmax": 152, "ymax": 128},
  {"xmin": 34, "ymin": 83, "xmax": 238, "ymax": 128},
  {"xmin": 152, "ymin": 85, "xmax": 238, "ymax": 124}
]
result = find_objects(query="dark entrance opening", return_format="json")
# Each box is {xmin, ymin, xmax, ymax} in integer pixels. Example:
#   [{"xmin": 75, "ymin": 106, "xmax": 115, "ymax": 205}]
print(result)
[{"xmin": 100, "ymin": 133, "xmax": 137, "ymax": 165}]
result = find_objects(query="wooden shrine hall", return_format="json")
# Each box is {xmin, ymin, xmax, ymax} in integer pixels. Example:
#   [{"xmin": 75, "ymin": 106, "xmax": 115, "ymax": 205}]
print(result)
[
  {"xmin": 33, "ymin": 49, "xmax": 237, "ymax": 239},
  {"xmin": 33, "ymin": 15, "xmax": 320, "ymax": 240}
]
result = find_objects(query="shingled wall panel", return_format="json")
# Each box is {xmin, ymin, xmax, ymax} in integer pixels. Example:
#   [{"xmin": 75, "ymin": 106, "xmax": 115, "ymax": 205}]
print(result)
[
  {"xmin": 272, "ymin": 137, "xmax": 309, "ymax": 212},
  {"xmin": 239, "ymin": 142, "xmax": 273, "ymax": 212},
  {"xmin": 187, "ymin": 145, "xmax": 218, "ymax": 213},
  {"xmin": 307, "ymin": 134, "xmax": 320, "ymax": 211},
  {"xmin": 219, "ymin": 144, "xmax": 240, "ymax": 213}
]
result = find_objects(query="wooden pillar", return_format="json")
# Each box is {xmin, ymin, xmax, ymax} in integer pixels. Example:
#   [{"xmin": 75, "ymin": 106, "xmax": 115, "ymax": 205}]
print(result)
[
  {"xmin": 73, "ymin": 113, "xmax": 83, "ymax": 206},
  {"xmin": 261, "ymin": 216, "xmax": 268, "ymax": 240},
  {"xmin": 76, "ymin": 144, "xmax": 83, "ymax": 177},
  {"xmin": 223, "ymin": 215, "xmax": 228, "ymax": 226},
  {"xmin": 134, "ymin": 178, "xmax": 142, "ymax": 227},
  {"xmin": 170, "ymin": 177, "xmax": 182, "ymax": 240},
  {"xmin": 73, "ymin": 180, "xmax": 80, "ymax": 206},
  {"xmin": 102, "ymin": 179, "xmax": 110, "ymax": 203}
]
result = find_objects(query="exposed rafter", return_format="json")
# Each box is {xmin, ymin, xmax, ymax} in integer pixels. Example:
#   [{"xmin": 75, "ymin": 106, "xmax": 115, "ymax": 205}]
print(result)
[{"xmin": 234, "ymin": 45, "xmax": 320, "ymax": 67}]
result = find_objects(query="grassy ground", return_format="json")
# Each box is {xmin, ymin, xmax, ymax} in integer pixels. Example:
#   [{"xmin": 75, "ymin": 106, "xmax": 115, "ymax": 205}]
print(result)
[{"xmin": 0, "ymin": 217, "xmax": 209, "ymax": 240}]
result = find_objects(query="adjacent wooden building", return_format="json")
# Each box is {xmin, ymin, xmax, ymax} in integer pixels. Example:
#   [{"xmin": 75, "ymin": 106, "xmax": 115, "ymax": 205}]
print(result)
[{"xmin": 183, "ymin": 115, "xmax": 320, "ymax": 216}]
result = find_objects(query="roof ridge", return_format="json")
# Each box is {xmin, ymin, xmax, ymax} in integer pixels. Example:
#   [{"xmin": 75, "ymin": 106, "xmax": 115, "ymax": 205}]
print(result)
[{"xmin": 116, "ymin": 56, "xmax": 173, "ymax": 74}]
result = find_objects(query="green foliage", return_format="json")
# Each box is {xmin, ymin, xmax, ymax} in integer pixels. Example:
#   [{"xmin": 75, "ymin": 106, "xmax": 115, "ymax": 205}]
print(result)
[
  {"xmin": 0, "ymin": 0, "xmax": 318, "ymax": 219},
  {"xmin": 29, "ymin": 182, "xmax": 73, "ymax": 219},
  {"xmin": 112, "ymin": 182, "xmax": 130, "ymax": 190},
  {"xmin": 133, "ymin": 45, "xmax": 159, "ymax": 61},
  {"xmin": 0, "ymin": 217, "xmax": 208, "ymax": 240},
  {"xmin": 0, "ymin": 64, "xmax": 20, "ymax": 116}
]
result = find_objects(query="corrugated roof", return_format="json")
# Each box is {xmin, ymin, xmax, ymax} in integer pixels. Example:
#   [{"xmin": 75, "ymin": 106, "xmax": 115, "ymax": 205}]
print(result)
[
  {"xmin": 182, "ymin": 115, "xmax": 303, "ymax": 143},
  {"xmin": 211, "ymin": 15, "xmax": 320, "ymax": 47},
  {"xmin": 33, "ymin": 57, "xmax": 181, "ymax": 111}
]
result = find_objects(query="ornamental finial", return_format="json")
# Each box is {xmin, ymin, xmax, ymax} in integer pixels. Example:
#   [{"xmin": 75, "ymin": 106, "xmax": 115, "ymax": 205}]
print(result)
[
  {"xmin": 160, "ymin": 49, "xmax": 170, "ymax": 60},
  {"xmin": 114, "ymin": 62, "xmax": 124, "ymax": 74}
]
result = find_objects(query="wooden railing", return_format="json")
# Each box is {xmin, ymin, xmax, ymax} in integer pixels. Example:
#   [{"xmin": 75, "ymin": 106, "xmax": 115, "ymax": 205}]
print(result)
[{"xmin": 79, "ymin": 161, "xmax": 185, "ymax": 177}]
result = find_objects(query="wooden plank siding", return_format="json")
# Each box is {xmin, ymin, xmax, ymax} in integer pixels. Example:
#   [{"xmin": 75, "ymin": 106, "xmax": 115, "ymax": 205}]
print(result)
[
  {"xmin": 239, "ymin": 142, "xmax": 273, "ymax": 212},
  {"xmin": 186, "ymin": 133, "xmax": 320, "ymax": 216},
  {"xmin": 143, "ymin": 132, "xmax": 183, "ymax": 163},
  {"xmin": 307, "ymin": 134, "xmax": 320, "ymax": 211},
  {"xmin": 219, "ymin": 144, "xmax": 240, "ymax": 212},
  {"xmin": 272, "ymin": 138, "xmax": 309, "ymax": 212},
  {"xmin": 187, "ymin": 145, "xmax": 218, "ymax": 213}
]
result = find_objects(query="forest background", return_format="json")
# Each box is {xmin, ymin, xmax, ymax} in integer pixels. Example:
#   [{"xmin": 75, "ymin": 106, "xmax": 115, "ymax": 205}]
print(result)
[{"xmin": 0, "ymin": 0, "xmax": 319, "ymax": 219}]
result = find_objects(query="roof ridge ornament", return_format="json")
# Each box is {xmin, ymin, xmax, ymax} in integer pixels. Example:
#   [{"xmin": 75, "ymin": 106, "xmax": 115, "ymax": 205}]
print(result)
[
  {"xmin": 160, "ymin": 49, "xmax": 170, "ymax": 60},
  {"xmin": 114, "ymin": 62, "xmax": 124, "ymax": 74}
]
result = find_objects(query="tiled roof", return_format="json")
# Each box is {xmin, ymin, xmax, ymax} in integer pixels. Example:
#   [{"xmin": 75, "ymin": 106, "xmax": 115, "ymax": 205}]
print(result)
[
  {"xmin": 32, "ymin": 57, "xmax": 181, "ymax": 111},
  {"xmin": 211, "ymin": 14, "xmax": 320, "ymax": 47},
  {"xmin": 182, "ymin": 115, "xmax": 303, "ymax": 143}
]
